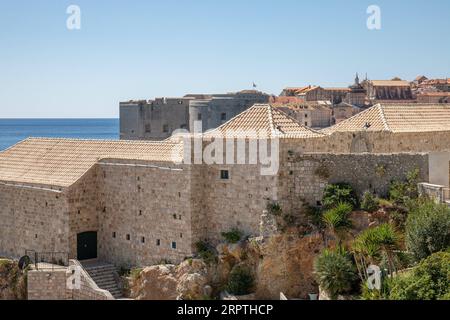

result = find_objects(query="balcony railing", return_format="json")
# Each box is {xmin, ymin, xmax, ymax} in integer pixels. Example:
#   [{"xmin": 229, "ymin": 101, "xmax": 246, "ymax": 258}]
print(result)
[{"xmin": 418, "ymin": 183, "xmax": 450, "ymax": 204}]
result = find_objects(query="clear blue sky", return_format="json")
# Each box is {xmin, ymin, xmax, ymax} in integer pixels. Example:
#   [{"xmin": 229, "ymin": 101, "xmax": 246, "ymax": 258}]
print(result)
[{"xmin": 1, "ymin": 0, "xmax": 449, "ymax": 118}]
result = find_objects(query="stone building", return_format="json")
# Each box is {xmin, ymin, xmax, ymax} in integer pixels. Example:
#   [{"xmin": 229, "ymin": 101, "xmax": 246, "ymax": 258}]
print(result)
[
  {"xmin": 273, "ymin": 101, "xmax": 333, "ymax": 129},
  {"xmin": 362, "ymin": 79, "xmax": 415, "ymax": 102},
  {"xmin": 280, "ymin": 86, "xmax": 350, "ymax": 104},
  {"xmin": 2, "ymin": 103, "xmax": 450, "ymax": 273},
  {"xmin": 332, "ymin": 102, "xmax": 362, "ymax": 124},
  {"xmin": 120, "ymin": 90, "xmax": 270, "ymax": 141},
  {"xmin": 417, "ymin": 92, "xmax": 450, "ymax": 103},
  {"xmin": 344, "ymin": 74, "xmax": 367, "ymax": 107}
]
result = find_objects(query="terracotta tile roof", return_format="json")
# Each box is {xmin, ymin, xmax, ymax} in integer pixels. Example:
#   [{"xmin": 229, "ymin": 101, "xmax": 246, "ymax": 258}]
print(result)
[
  {"xmin": 418, "ymin": 92, "xmax": 450, "ymax": 97},
  {"xmin": 369, "ymin": 80, "xmax": 411, "ymax": 87},
  {"xmin": 0, "ymin": 138, "xmax": 183, "ymax": 188},
  {"xmin": 322, "ymin": 103, "xmax": 450, "ymax": 134},
  {"xmin": 205, "ymin": 104, "xmax": 325, "ymax": 139},
  {"xmin": 323, "ymin": 87, "xmax": 351, "ymax": 92}
]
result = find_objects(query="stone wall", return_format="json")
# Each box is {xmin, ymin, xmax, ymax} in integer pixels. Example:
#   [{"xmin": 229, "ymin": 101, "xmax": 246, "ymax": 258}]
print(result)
[
  {"xmin": 69, "ymin": 260, "xmax": 113, "ymax": 300},
  {"xmin": 0, "ymin": 184, "xmax": 69, "ymax": 259},
  {"xmin": 194, "ymin": 163, "xmax": 276, "ymax": 243},
  {"xmin": 277, "ymin": 151, "xmax": 429, "ymax": 214},
  {"xmin": 67, "ymin": 167, "xmax": 101, "ymax": 259},
  {"xmin": 95, "ymin": 160, "xmax": 193, "ymax": 267},
  {"xmin": 27, "ymin": 261, "xmax": 113, "ymax": 300},
  {"xmin": 27, "ymin": 269, "xmax": 69, "ymax": 300}
]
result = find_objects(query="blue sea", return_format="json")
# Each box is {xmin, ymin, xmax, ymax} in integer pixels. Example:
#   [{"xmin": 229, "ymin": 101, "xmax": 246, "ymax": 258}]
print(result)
[{"xmin": 0, "ymin": 119, "xmax": 119, "ymax": 151}]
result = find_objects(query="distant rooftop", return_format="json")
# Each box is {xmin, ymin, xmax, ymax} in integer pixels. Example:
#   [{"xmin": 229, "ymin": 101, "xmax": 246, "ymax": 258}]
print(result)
[
  {"xmin": 205, "ymin": 104, "xmax": 325, "ymax": 139},
  {"xmin": 322, "ymin": 103, "xmax": 450, "ymax": 134},
  {"xmin": 368, "ymin": 80, "xmax": 411, "ymax": 87}
]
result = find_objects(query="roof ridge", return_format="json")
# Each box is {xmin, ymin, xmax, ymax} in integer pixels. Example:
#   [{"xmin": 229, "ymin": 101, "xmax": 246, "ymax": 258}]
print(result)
[
  {"xmin": 206, "ymin": 104, "xmax": 264, "ymax": 136},
  {"xmin": 377, "ymin": 104, "xmax": 391, "ymax": 131},
  {"xmin": 267, "ymin": 104, "xmax": 279, "ymax": 136},
  {"xmin": 25, "ymin": 136, "xmax": 181, "ymax": 146},
  {"xmin": 320, "ymin": 105, "xmax": 380, "ymax": 134},
  {"xmin": 271, "ymin": 106, "xmax": 325, "ymax": 136}
]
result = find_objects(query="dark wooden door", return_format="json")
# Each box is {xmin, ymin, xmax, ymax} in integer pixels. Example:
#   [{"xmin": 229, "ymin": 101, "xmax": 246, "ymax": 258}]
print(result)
[{"xmin": 77, "ymin": 231, "xmax": 97, "ymax": 260}]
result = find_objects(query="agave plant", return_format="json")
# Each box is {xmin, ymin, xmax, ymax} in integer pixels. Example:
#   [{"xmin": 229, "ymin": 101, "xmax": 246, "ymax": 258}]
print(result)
[{"xmin": 314, "ymin": 248, "xmax": 357, "ymax": 299}]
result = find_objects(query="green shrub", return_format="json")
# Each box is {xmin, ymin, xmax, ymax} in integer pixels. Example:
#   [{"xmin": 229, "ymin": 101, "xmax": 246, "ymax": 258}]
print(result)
[
  {"xmin": 306, "ymin": 206, "xmax": 325, "ymax": 231},
  {"xmin": 406, "ymin": 199, "xmax": 450, "ymax": 261},
  {"xmin": 360, "ymin": 191, "xmax": 379, "ymax": 212},
  {"xmin": 267, "ymin": 202, "xmax": 282, "ymax": 216},
  {"xmin": 322, "ymin": 183, "xmax": 357, "ymax": 209},
  {"xmin": 389, "ymin": 169, "xmax": 419, "ymax": 205},
  {"xmin": 221, "ymin": 228, "xmax": 243, "ymax": 244},
  {"xmin": 314, "ymin": 248, "xmax": 358, "ymax": 299},
  {"xmin": 129, "ymin": 268, "xmax": 143, "ymax": 281},
  {"xmin": 360, "ymin": 276, "xmax": 392, "ymax": 300},
  {"xmin": 0, "ymin": 259, "xmax": 27, "ymax": 300},
  {"xmin": 389, "ymin": 252, "xmax": 450, "ymax": 300},
  {"xmin": 195, "ymin": 241, "xmax": 217, "ymax": 265},
  {"xmin": 226, "ymin": 265, "xmax": 254, "ymax": 295}
]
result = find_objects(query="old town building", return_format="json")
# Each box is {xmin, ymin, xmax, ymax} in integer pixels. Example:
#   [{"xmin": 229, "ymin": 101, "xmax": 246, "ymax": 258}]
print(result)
[{"xmin": 2, "ymin": 103, "xmax": 450, "ymax": 271}]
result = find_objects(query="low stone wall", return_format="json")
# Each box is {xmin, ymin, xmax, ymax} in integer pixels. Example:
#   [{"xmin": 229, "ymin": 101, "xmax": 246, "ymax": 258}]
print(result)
[
  {"xmin": 70, "ymin": 260, "xmax": 113, "ymax": 300},
  {"xmin": 27, "ymin": 269, "xmax": 69, "ymax": 300},
  {"xmin": 27, "ymin": 261, "xmax": 114, "ymax": 300}
]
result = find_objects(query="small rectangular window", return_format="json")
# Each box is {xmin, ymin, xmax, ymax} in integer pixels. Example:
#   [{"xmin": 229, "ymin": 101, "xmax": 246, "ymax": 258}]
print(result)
[
  {"xmin": 221, "ymin": 113, "xmax": 227, "ymax": 121},
  {"xmin": 163, "ymin": 124, "xmax": 169, "ymax": 133},
  {"xmin": 197, "ymin": 113, "xmax": 202, "ymax": 121},
  {"xmin": 220, "ymin": 170, "xmax": 230, "ymax": 180},
  {"xmin": 172, "ymin": 242, "xmax": 177, "ymax": 249},
  {"xmin": 141, "ymin": 237, "xmax": 145, "ymax": 243},
  {"xmin": 305, "ymin": 121, "xmax": 308, "ymax": 126},
  {"xmin": 112, "ymin": 232, "xmax": 116, "ymax": 239},
  {"xmin": 156, "ymin": 239, "xmax": 161, "ymax": 246},
  {"xmin": 126, "ymin": 234, "xmax": 130, "ymax": 241}
]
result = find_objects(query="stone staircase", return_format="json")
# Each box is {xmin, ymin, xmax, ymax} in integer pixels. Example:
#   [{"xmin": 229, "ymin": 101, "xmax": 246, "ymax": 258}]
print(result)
[{"xmin": 83, "ymin": 261, "xmax": 123, "ymax": 299}]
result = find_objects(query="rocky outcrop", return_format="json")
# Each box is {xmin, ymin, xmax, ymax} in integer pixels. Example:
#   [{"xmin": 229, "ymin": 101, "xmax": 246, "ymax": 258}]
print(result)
[
  {"xmin": 130, "ymin": 213, "xmax": 328, "ymax": 301},
  {"xmin": 251, "ymin": 231, "xmax": 323, "ymax": 300},
  {"xmin": 130, "ymin": 259, "xmax": 210, "ymax": 300}
]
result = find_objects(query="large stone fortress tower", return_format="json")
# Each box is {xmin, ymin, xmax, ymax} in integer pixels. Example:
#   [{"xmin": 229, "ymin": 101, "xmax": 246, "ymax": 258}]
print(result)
[{"xmin": 120, "ymin": 90, "xmax": 270, "ymax": 140}]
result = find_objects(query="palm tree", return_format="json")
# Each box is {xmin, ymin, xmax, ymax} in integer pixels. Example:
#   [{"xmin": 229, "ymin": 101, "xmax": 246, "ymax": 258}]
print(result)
[
  {"xmin": 352, "ymin": 223, "xmax": 402, "ymax": 281},
  {"xmin": 322, "ymin": 202, "xmax": 353, "ymax": 247}
]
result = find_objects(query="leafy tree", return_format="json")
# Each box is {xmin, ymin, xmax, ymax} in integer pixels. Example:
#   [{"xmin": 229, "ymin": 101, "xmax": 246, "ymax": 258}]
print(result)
[
  {"xmin": 352, "ymin": 223, "xmax": 402, "ymax": 280},
  {"xmin": 406, "ymin": 199, "xmax": 450, "ymax": 261},
  {"xmin": 314, "ymin": 248, "xmax": 358, "ymax": 299},
  {"xmin": 389, "ymin": 252, "xmax": 450, "ymax": 300},
  {"xmin": 322, "ymin": 183, "xmax": 357, "ymax": 209}
]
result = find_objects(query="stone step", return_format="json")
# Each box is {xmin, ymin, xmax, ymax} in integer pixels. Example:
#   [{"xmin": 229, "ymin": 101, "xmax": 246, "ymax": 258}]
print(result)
[
  {"xmin": 90, "ymin": 274, "xmax": 115, "ymax": 281},
  {"xmin": 86, "ymin": 269, "xmax": 117, "ymax": 275}
]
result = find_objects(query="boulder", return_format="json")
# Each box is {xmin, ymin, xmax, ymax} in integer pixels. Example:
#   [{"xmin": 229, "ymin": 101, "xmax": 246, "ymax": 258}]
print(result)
[
  {"xmin": 131, "ymin": 259, "xmax": 211, "ymax": 300},
  {"xmin": 131, "ymin": 265, "xmax": 178, "ymax": 300}
]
